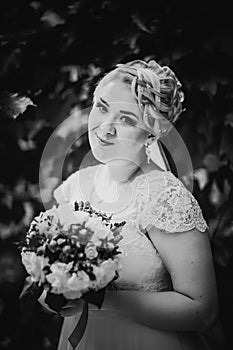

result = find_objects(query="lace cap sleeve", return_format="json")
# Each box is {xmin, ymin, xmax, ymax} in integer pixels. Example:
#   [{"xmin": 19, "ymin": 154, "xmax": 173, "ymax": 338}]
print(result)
[{"xmin": 140, "ymin": 176, "xmax": 208, "ymax": 234}]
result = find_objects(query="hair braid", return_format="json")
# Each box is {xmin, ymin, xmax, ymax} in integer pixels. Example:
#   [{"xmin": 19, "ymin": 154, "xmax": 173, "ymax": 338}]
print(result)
[{"xmin": 94, "ymin": 59, "xmax": 185, "ymax": 136}]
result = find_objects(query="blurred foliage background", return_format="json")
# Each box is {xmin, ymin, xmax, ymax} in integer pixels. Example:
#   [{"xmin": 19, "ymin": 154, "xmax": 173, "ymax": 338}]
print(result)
[{"xmin": 0, "ymin": 0, "xmax": 233, "ymax": 349}]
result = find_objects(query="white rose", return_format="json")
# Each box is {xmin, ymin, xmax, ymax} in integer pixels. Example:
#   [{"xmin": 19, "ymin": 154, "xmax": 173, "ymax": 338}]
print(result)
[
  {"xmin": 107, "ymin": 231, "xmax": 114, "ymax": 240},
  {"xmin": 43, "ymin": 205, "xmax": 59, "ymax": 221},
  {"xmin": 29, "ymin": 207, "xmax": 59, "ymax": 236},
  {"xmin": 21, "ymin": 251, "xmax": 48, "ymax": 284},
  {"xmin": 90, "ymin": 231, "xmax": 115, "ymax": 248},
  {"xmin": 85, "ymin": 243, "xmax": 98, "ymax": 259},
  {"xmin": 56, "ymin": 203, "xmax": 89, "ymax": 228},
  {"xmin": 95, "ymin": 227, "xmax": 111, "ymax": 240},
  {"xmin": 85, "ymin": 216, "xmax": 111, "ymax": 243},
  {"xmin": 89, "ymin": 280, "xmax": 98, "ymax": 289},
  {"xmin": 46, "ymin": 261, "xmax": 73, "ymax": 294},
  {"xmin": 115, "ymin": 256, "xmax": 123, "ymax": 272},
  {"xmin": 85, "ymin": 216, "xmax": 105, "ymax": 231},
  {"xmin": 65, "ymin": 271, "xmax": 90, "ymax": 299},
  {"xmin": 89, "ymin": 234, "xmax": 101, "ymax": 246},
  {"xmin": 63, "ymin": 289, "xmax": 82, "ymax": 300},
  {"xmin": 93, "ymin": 259, "xmax": 117, "ymax": 289},
  {"xmin": 106, "ymin": 242, "xmax": 115, "ymax": 250},
  {"xmin": 73, "ymin": 211, "xmax": 90, "ymax": 223}
]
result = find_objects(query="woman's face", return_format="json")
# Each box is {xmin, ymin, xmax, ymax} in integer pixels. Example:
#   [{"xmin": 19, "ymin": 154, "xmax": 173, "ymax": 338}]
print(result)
[{"xmin": 88, "ymin": 80, "xmax": 149, "ymax": 165}]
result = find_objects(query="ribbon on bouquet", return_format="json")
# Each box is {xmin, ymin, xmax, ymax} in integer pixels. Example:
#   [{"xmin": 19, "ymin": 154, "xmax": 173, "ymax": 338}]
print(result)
[
  {"xmin": 68, "ymin": 301, "xmax": 89, "ymax": 349},
  {"xmin": 20, "ymin": 279, "xmax": 115, "ymax": 349},
  {"xmin": 68, "ymin": 287, "xmax": 106, "ymax": 349}
]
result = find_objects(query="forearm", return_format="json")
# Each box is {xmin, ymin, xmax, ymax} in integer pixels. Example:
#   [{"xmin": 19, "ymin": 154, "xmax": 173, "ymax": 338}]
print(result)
[{"xmin": 104, "ymin": 289, "xmax": 216, "ymax": 332}]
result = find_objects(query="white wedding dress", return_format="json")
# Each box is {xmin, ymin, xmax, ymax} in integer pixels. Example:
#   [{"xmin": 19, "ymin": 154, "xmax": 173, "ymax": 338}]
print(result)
[{"xmin": 54, "ymin": 164, "xmax": 213, "ymax": 350}]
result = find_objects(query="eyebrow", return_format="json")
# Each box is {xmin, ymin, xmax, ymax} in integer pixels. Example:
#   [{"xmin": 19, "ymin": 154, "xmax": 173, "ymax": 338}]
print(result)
[
  {"xmin": 100, "ymin": 97, "xmax": 110, "ymax": 107},
  {"xmin": 119, "ymin": 110, "xmax": 139, "ymax": 120},
  {"xmin": 99, "ymin": 97, "xmax": 139, "ymax": 120}
]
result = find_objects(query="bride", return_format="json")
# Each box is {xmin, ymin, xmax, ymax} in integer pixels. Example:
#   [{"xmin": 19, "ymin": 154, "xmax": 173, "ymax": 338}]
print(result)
[{"xmin": 40, "ymin": 59, "xmax": 218, "ymax": 349}]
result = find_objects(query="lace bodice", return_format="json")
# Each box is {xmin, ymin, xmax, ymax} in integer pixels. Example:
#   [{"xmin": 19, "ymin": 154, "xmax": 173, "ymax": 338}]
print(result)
[{"xmin": 53, "ymin": 164, "xmax": 208, "ymax": 292}]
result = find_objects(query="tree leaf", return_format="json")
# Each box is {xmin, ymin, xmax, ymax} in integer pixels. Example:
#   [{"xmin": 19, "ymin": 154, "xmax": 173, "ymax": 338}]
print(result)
[
  {"xmin": 0, "ymin": 92, "xmax": 36, "ymax": 119},
  {"xmin": 199, "ymin": 79, "xmax": 217, "ymax": 98},
  {"xmin": 203, "ymin": 154, "xmax": 221, "ymax": 172},
  {"xmin": 41, "ymin": 10, "xmax": 65, "ymax": 28},
  {"xmin": 131, "ymin": 13, "xmax": 152, "ymax": 33},
  {"xmin": 225, "ymin": 113, "xmax": 233, "ymax": 127}
]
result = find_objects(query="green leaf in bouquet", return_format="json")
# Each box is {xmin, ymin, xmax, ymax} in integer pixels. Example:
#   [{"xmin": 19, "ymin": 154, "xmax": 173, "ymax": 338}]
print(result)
[
  {"xmin": 20, "ymin": 278, "xmax": 44, "ymax": 301},
  {"xmin": 82, "ymin": 287, "xmax": 106, "ymax": 309},
  {"xmin": 44, "ymin": 292, "xmax": 68, "ymax": 313}
]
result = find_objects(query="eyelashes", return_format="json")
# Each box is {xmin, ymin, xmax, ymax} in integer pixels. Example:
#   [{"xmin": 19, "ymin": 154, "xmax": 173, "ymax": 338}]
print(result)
[
  {"xmin": 96, "ymin": 102, "xmax": 107, "ymax": 113},
  {"xmin": 95, "ymin": 102, "xmax": 137, "ymax": 126},
  {"xmin": 120, "ymin": 116, "xmax": 137, "ymax": 126}
]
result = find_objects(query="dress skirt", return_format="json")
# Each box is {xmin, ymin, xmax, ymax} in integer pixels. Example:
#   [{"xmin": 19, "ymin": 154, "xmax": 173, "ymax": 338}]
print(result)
[{"xmin": 57, "ymin": 304, "xmax": 212, "ymax": 350}]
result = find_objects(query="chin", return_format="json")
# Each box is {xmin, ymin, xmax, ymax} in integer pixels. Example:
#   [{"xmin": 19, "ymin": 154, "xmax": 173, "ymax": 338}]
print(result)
[
  {"xmin": 90, "ymin": 146, "xmax": 111, "ymax": 163},
  {"xmin": 89, "ymin": 135, "xmax": 112, "ymax": 163}
]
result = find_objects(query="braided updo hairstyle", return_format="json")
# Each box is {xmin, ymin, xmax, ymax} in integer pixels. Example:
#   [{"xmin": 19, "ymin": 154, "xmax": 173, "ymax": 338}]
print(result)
[{"xmin": 94, "ymin": 59, "xmax": 185, "ymax": 138}]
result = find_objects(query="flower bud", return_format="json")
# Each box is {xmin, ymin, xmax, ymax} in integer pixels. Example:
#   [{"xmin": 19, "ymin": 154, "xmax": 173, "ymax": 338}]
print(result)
[
  {"xmin": 85, "ymin": 243, "xmax": 98, "ymax": 260},
  {"xmin": 107, "ymin": 242, "xmax": 114, "ymax": 250},
  {"xmin": 62, "ymin": 245, "xmax": 71, "ymax": 254},
  {"xmin": 37, "ymin": 245, "xmax": 45, "ymax": 254},
  {"xmin": 50, "ymin": 240, "xmax": 57, "ymax": 247},
  {"xmin": 57, "ymin": 238, "xmax": 66, "ymax": 246},
  {"xmin": 79, "ymin": 229, "xmax": 87, "ymax": 235}
]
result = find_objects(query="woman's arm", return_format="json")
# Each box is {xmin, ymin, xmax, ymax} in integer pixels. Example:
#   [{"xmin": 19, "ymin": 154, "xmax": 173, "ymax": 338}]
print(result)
[{"xmin": 104, "ymin": 227, "xmax": 218, "ymax": 332}]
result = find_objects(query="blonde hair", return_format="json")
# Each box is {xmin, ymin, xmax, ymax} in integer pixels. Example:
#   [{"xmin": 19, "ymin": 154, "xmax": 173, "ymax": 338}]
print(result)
[{"xmin": 94, "ymin": 59, "xmax": 185, "ymax": 137}]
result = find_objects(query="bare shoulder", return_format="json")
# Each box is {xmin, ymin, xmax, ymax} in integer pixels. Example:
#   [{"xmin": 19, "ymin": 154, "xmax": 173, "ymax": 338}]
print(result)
[
  {"xmin": 147, "ymin": 226, "xmax": 211, "ymax": 267},
  {"xmin": 147, "ymin": 225, "xmax": 218, "ymax": 325}
]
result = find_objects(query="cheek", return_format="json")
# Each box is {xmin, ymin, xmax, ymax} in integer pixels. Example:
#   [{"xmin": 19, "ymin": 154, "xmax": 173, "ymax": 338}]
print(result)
[
  {"xmin": 88, "ymin": 110, "xmax": 101, "ymax": 131},
  {"xmin": 115, "ymin": 134, "xmax": 145, "ymax": 155},
  {"xmin": 124, "ymin": 129, "xmax": 147, "ymax": 147}
]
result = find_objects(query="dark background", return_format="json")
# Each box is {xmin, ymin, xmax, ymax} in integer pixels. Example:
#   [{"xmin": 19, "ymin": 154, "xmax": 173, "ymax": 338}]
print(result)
[{"xmin": 0, "ymin": 0, "xmax": 233, "ymax": 349}]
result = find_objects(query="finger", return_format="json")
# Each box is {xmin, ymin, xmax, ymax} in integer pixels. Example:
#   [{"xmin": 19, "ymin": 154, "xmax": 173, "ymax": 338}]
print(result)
[
  {"xmin": 59, "ymin": 309, "xmax": 74, "ymax": 317},
  {"xmin": 60, "ymin": 306, "xmax": 82, "ymax": 312},
  {"xmin": 59, "ymin": 308, "xmax": 81, "ymax": 317},
  {"xmin": 63, "ymin": 302, "xmax": 78, "ymax": 308},
  {"xmin": 62, "ymin": 299, "xmax": 82, "ymax": 308}
]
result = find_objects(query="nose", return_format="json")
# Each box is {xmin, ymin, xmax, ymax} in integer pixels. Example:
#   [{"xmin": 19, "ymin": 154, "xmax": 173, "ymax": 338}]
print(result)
[{"xmin": 98, "ymin": 122, "xmax": 116, "ymax": 139}]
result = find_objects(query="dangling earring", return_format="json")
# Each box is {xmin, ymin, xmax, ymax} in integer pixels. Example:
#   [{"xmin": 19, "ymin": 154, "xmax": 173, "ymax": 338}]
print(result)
[
  {"xmin": 144, "ymin": 141, "xmax": 151, "ymax": 164},
  {"xmin": 144, "ymin": 133, "xmax": 158, "ymax": 164}
]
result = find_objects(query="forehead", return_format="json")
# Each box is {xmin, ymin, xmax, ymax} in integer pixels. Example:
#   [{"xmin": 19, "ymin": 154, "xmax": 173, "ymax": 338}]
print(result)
[{"xmin": 95, "ymin": 80, "xmax": 139, "ymax": 109}]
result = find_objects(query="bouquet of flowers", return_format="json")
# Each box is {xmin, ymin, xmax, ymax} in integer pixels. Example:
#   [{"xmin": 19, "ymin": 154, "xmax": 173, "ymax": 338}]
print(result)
[{"xmin": 18, "ymin": 200, "xmax": 125, "ymax": 348}]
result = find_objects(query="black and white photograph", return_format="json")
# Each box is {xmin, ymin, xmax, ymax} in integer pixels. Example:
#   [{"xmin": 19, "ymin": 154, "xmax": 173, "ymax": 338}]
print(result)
[{"xmin": 0, "ymin": 1, "xmax": 232, "ymax": 349}]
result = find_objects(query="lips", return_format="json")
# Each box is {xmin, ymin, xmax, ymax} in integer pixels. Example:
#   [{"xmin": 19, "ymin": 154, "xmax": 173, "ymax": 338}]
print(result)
[{"xmin": 95, "ymin": 133, "xmax": 114, "ymax": 145}]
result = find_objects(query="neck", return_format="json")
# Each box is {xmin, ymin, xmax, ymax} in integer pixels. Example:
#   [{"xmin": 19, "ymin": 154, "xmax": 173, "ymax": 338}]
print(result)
[{"xmin": 100, "ymin": 157, "xmax": 150, "ymax": 185}]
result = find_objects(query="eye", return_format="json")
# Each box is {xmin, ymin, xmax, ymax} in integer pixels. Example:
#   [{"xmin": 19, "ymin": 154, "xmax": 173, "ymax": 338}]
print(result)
[
  {"xmin": 96, "ymin": 102, "xmax": 108, "ymax": 113},
  {"xmin": 120, "ymin": 116, "xmax": 136, "ymax": 126}
]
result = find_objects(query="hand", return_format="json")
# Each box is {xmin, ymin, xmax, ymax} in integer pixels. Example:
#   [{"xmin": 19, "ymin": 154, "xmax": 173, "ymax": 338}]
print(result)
[{"xmin": 59, "ymin": 298, "xmax": 84, "ymax": 317}]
